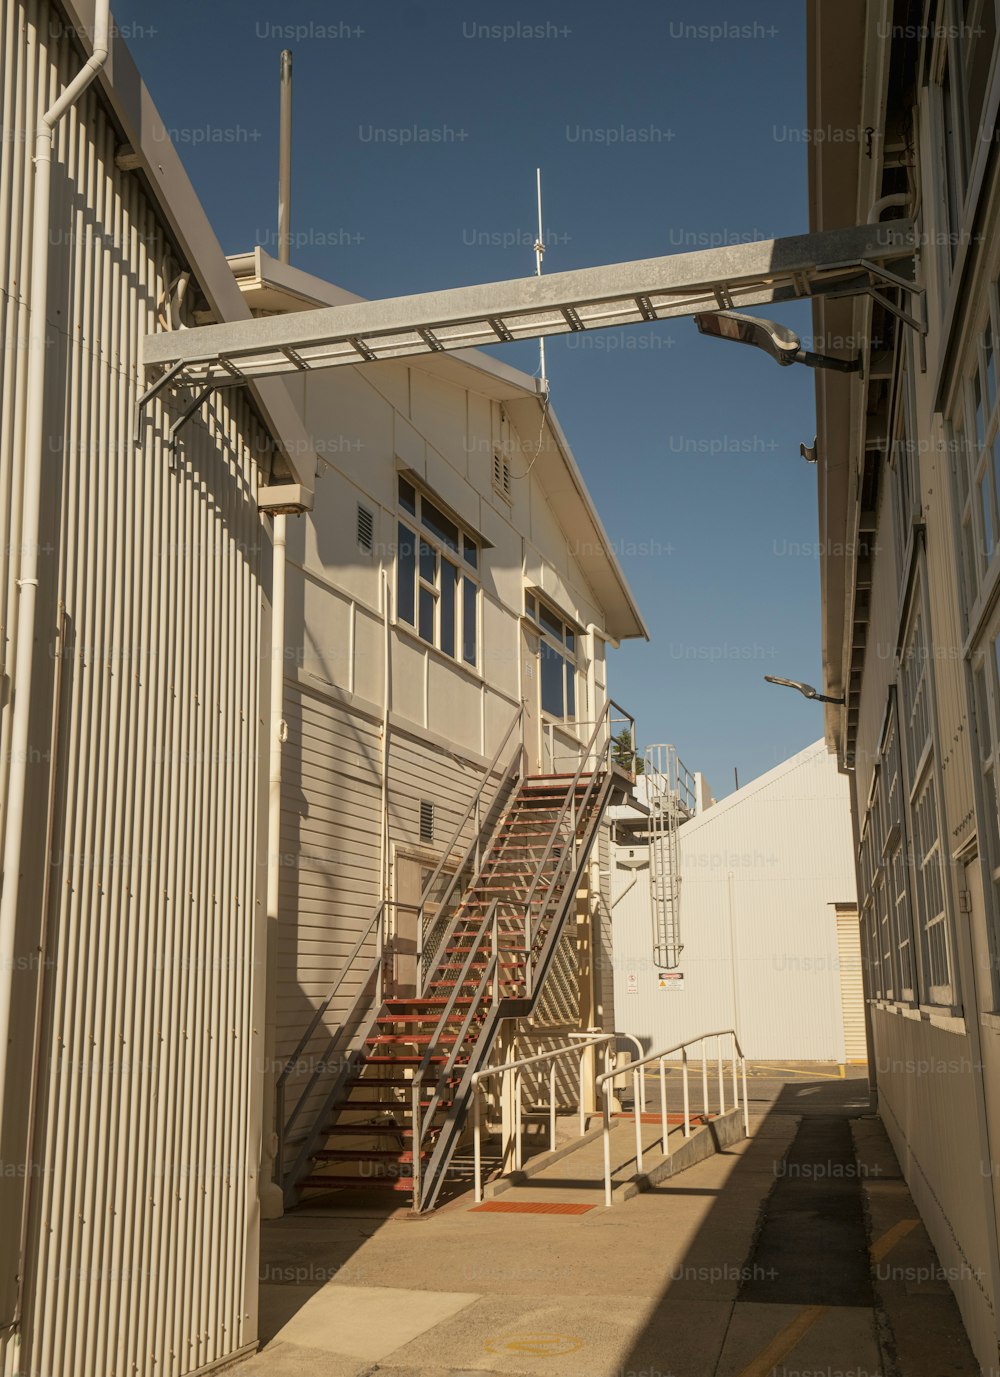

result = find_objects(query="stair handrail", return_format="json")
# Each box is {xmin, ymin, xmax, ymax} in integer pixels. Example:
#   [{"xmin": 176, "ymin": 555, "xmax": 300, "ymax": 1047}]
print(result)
[
  {"xmin": 410, "ymin": 899, "xmax": 502, "ymax": 1207},
  {"xmin": 415, "ymin": 701, "xmax": 524, "ymax": 987},
  {"xmin": 274, "ymin": 900, "xmax": 390, "ymax": 1176},
  {"xmin": 413, "ymin": 751, "xmax": 629, "ymax": 1212},
  {"xmin": 514, "ymin": 700, "xmax": 624, "ymax": 989}
]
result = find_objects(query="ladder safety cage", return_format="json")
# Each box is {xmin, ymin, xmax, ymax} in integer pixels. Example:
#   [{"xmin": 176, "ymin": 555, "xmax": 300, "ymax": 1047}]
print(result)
[{"xmin": 643, "ymin": 744, "xmax": 696, "ymax": 970}]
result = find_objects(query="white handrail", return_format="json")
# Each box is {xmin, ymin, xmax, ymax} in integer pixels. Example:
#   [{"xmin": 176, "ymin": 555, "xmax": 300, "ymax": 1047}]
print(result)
[
  {"xmin": 469, "ymin": 1034, "xmax": 615, "ymax": 1202},
  {"xmin": 595, "ymin": 1028, "xmax": 749, "ymax": 1207}
]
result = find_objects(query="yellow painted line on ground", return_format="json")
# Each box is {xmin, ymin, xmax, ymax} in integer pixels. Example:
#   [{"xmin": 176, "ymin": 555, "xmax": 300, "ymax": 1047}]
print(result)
[
  {"xmin": 736, "ymin": 1304, "xmax": 827, "ymax": 1377},
  {"xmin": 870, "ymin": 1218, "xmax": 919, "ymax": 1263}
]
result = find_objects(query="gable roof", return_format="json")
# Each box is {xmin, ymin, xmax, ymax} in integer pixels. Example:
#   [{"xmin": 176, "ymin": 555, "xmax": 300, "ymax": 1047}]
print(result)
[{"xmin": 229, "ymin": 248, "xmax": 648, "ymax": 641}]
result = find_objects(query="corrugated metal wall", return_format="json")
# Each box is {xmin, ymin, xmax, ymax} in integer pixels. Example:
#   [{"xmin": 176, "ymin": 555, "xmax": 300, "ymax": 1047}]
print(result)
[
  {"xmin": 0, "ymin": 4, "xmax": 264, "ymax": 1374},
  {"xmin": 611, "ymin": 743, "xmax": 858, "ymax": 1060}
]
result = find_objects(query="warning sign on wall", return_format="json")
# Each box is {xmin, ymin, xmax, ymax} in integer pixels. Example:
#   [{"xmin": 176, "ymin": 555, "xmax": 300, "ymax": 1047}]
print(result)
[
  {"xmin": 626, "ymin": 971, "xmax": 638, "ymax": 995},
  {"xmin": 658, "ymin": 971, "xmax": 684, "ymax": 990}
]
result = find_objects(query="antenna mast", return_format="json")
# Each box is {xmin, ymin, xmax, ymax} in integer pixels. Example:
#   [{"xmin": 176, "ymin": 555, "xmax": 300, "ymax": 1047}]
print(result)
[{"xmin": 534, "ymin": 167, "xmax": 547, "ymax": 391}]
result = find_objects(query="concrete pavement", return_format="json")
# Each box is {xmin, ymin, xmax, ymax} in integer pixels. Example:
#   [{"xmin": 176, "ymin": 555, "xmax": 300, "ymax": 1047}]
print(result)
[{"xmin": 238, "ymin": 1067, "xmax": 980, "ymax": 1377}]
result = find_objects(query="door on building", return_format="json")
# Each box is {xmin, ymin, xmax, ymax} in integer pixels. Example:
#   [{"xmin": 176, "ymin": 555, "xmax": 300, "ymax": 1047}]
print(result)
[
  {"xmin": 392, "ymin": 853, "xmax": 455, "ymax": 996},
  {"xmin": 835, "ymin": 905, "xmax": 867, "ymax": 1064},
  {"xmin": 520, "ymin": 618, "xmax": 542, "ymax": 774}
]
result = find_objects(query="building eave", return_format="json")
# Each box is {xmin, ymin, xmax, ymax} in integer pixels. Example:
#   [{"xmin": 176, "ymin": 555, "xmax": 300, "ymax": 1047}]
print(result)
[{"xmin": 59, "ymin": 0, "xmax": 318, "ymax": 497}]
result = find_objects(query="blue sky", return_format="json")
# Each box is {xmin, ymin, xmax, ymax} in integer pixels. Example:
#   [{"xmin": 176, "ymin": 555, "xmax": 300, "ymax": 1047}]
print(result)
[{"xmin": 116, "ymin": 0, "xmax": 827, "ymax": 796}]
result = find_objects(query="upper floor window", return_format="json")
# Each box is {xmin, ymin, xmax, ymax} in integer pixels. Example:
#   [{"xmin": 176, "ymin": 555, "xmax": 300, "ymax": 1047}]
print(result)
[
  {"xmin": 525, "ymin": 592, "xmax": 578, "ymax": 720},
  {"xmin": 931, "ymin": 1, "xmax": 999, "ymax": 269},
  {"xmin": 396, "ymin": 476, "xmax": 479, "ymax": 668},
  {"xmin": 951, "ymin": 282, "xmax": 1000, "ymax": 621},
  {"xmin": 900, "ymin": 583, "xmax": 956, "ymax": 1006}
]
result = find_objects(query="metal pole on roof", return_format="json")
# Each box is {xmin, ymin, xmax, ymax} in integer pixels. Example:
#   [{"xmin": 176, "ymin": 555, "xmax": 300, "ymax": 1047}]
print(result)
[
  {"xmin": 279, "ymin": 50, "xmax": 293, "ymax": 265},
  {"xmin": 534, "ymin": 168, "xmax": 547, "ymax": 390}
]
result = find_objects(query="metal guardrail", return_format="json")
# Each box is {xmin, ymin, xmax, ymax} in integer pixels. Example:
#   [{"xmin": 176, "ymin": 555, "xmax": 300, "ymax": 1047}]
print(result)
[
  {"xmin": 469, "ymin": 1034, "xmax": 616, "ymax": 1203},
  {"xmin": 596, "ymin": 1028, "xmax": 749, "ymax": 1207}
]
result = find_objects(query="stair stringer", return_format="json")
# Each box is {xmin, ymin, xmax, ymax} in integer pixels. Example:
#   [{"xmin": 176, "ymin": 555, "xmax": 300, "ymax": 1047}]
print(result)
[{"xmin": 416, "ymin": 770, "xmax": 618, "ymax": 1211}]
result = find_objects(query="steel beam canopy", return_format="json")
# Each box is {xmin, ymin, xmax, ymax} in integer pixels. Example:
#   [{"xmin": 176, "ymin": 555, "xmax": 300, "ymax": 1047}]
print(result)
[{"xmin": 141, "ymin": 220, "xmax": 915, "ymax": 385}]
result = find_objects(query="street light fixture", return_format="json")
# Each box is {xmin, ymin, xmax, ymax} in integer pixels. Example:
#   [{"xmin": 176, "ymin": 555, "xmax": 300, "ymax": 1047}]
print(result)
[
  {"xmin": 764, "ymin": 675, "xmax": 845, "ymax": 705},
  {"xmin": 694, "ymin": 310, "xmax": 862, "ymax": 374}
]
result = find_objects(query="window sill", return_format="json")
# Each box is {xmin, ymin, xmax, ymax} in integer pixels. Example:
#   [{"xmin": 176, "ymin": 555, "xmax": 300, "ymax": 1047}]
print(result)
[
  {"xmin": 394, "ymin": 618, "xmax": 483, "ymax": 684},
  {"xmin": 871, "ymin": 999, "xmax": 967, "ymax": 1034},
  {"xmin": 980, "ymin": 1011, "xmax": 1000, "ymax": 1034}
]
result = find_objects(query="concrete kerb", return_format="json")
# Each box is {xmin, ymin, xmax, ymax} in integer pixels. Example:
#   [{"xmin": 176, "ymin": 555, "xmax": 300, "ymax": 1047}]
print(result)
[
  {"xmin": 613, "ymin": 1107, "xmax": 745, "ymax": 1203},
  {"xmin": 483, "ymin": 1108, "xmax": 745, "ymax": 1204}
]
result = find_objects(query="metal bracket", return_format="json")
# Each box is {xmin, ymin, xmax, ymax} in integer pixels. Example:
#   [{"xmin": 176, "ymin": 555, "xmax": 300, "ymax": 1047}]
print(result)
[{"xmin": 165, "ymin": 384, "xmax": 216, "ymax": 466}]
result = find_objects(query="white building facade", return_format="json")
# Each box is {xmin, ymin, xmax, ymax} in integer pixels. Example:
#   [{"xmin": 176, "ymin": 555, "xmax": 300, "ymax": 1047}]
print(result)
[
  {"xmin": 610, "ymin": 742, "xmax": 861, "ymax": 1063},
  {"xmin": 811, "ymin": 1, "xmax": 1000, "ymax": 1366}
]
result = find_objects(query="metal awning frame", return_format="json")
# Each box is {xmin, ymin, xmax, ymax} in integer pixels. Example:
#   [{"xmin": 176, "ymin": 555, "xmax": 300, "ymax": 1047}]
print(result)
[{"xmin": 138, "ymin": 221, "xmax": 919, "ymax": 404}]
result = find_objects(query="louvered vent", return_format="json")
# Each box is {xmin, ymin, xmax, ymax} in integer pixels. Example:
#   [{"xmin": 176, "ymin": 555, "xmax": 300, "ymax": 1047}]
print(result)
[
  {"xmin": 492, "ymin": 451, "xmax": 512, "ymax": 501},
  {"xmin": 419, "ymin": 799, "xmax": 434, "ymax": 843},
  {"xmin": 357, "ymin": 503, "xmax": 374, "ymax": 553}
]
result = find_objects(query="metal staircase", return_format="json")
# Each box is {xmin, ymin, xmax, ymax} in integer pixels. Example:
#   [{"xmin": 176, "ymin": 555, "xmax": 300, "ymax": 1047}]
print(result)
[{"xmin": 274, "ymin": 700, "xmax": 636, "ymax": 1212}]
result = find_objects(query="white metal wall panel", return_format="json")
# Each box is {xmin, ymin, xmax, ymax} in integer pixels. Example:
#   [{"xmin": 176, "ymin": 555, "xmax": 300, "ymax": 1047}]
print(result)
[
  {"xmin": 0, "ymin": 5, "xmax": 264, "ymax": 1374},
  {"xmin": 611, "ymin": 743, "xmax": 857, "ymax": 1061}
]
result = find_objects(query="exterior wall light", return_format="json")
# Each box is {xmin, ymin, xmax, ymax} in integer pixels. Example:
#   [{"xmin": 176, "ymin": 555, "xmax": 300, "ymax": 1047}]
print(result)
[
  {"xmin": 764, "ymin": 674, "xmax": 845, "ymax": 705},
  {"xmin": 694, "ymin": 310, "xmax": 862, "ymax": 374}
]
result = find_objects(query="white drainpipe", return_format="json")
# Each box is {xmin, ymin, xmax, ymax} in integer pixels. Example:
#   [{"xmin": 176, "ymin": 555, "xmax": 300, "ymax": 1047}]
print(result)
[
  {"xmin": 260, "ymin": 49, "xmax": 294, "ymax": 1220},
  {"xmin": 0, "ymin": 0, "xmax": 111, "ymax": 1152}
]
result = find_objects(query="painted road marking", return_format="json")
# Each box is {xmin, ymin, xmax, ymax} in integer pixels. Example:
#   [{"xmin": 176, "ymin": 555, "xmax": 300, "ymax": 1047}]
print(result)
[
  {"xmin": 736, "ymin": 1304, "xmax": 828, "ymax": 1377},
  {"xmin": 870, "ymin": 1218, "xmax": 919, "ymax": 1263}
]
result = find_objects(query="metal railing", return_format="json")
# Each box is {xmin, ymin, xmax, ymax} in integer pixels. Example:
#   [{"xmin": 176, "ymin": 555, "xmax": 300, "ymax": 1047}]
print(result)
[
  {"xmin": 416, "ymin": 702, "xmax": 524, "ymax": 989},
  {"xmin": 469, "ymin": 1034, "xmax": 616, "ymax": 1203},
  {"xmin": 596, "ymin": 1029, "xmax": 749, "ymax": 1207},
  {"xmin": 543, "ymin": 701, "xmax": 636, "ymax": 776},
  {"xmin": 411, "ymin": 698, "xmax": 633, "ymax": 1210}
]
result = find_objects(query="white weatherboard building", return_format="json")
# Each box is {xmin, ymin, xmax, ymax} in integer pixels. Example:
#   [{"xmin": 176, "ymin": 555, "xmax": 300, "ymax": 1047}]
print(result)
[{"xmin": 611, "ymin": 743, "xmax": 862, "ymax": 1063}]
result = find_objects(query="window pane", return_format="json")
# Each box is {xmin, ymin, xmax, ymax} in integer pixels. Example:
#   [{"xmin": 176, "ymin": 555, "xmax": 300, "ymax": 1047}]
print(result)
[
  {"xmin": 565, "ymin": 629, "xmax": 575, "ymax": 654},
  {"xmin": 463, "ymin": 535, "xmax": 478, "ymax": 569},
  {"xmin": 420, "ymin": 539, "xmax": 437, "ymax": 584},
  {"xmin": 462, "ymin": 578, "xmax": 477, "ymax": 667},
  {"xmin": 955, "ymin": 420, "xmax": 970, "ymax": 509},
  {"xmin": 976, "ymin": 370, "xmax": 985, "ymax": 449},
  {"xmin": 540, "ymin": 640, "xmax": 565, "ymax": 717},
  {"xmin": 421, "ymin": 497, "xmax": 459, "ymax": 552},
  {"xmin": 399, "ymin": 475, "xmax": 417, "ymax": 515},
  {"xmin": 981, "ymin": 472, "xmax": 995, "ymax": 559},
  {"xmin": 539, "ymin": 603, "xmax": 563, "ymax": 641},
  {"xmin": 986, "ymin": 320, "xmax": 996, "ymax": 415},
  {"xmin": 419, "ymin": 586, "xmax": 435, "ymax": 644},
  {"xmin": 566, "ymin": 665, "xmax": 576, "ymax": 717},
  {"xmin": 397, "ymin": 523, "xmax": 416, "ymax": 625},
  {"xmin": 440, "ymin": 560, "xmax": 457, "ymax": 659},
  {"xmin": 975, "ymin": 660, "xmax": 991, "ymax": 763},
  {"xmin": 525, "ymin": 594, "xmax": 536, "ymax": 621}
]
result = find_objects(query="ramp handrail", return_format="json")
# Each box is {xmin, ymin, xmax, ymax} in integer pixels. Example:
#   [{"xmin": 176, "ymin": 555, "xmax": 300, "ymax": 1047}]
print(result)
[
  {"xmin": 469, "ymin": 1033, "xmax": 616, "ymax": 1202},
  {"xmin": 596, "ymin": 1028, "xmax": 749, "ymax": 1206}
]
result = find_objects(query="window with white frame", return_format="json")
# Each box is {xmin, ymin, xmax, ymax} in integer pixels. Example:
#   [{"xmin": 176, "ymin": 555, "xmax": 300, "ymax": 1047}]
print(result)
[
  {"xmin": 971, "ymin": 608, "xmax": 1000, "ymax": 1003},
  {"xmin": 883, "ymin": 701, "xmax": 917, "ymax": 1000},
  {"xmin": 951, "ymin": 282, "xmax": 1000, "ymax": 622},
  {"xmin": 900, "ymin": 587, "xmax": 956, "ymax": 1005},
  {"xmin": 396, "ymin": 475, "xmax": 479, "ymax": 669},
  {"xmin": 890, "ymin": 354, "xmax": 919, "ymax": 583},
  {"xmin": 525, "ymin": 592, "xmax": 579, "ymax": 721},
  {"xmin": 930, "ymin": 1, "xmax": 999, "ymax": 271}
]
